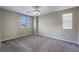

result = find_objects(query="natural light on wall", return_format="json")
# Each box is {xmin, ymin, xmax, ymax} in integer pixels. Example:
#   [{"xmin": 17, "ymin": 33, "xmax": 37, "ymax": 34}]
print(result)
[{"xmin": 62, "ymin": 13, "xmax": 72, "ymax": 29}]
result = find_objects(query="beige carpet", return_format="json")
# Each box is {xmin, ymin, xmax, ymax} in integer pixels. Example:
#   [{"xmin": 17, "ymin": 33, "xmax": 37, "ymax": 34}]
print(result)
[{"xmin": 1, "ymin": 35, "xmax": 79, "ymax": 52}]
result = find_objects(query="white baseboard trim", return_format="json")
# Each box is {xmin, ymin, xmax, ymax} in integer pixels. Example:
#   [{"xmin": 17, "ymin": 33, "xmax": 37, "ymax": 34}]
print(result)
[
  {"xmin": 1, "ymin": 33, "xmax": 32, "ymax": 42},
  {"xmin": 53, "ymin": 37, "xmax": 79, "ymax": 45},
  {"xmin": 40, "ymin": 34, "xmax": 79, "ymax": 45}
]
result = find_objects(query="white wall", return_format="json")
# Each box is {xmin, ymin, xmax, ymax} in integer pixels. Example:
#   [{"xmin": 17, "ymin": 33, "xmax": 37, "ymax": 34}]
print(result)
[
  {"xmin": 0, "ymin": 9, "xmax": 1, "ymax": 43},
  {"xmin": 78, "ymin": 8, "xmax": 79, "ymax": 44},
  {"xmin": 1, "ymin": 10, "xmax": 33, "ymax": 41},
  {"xmin": 39, "ymin": 7, "xmax": 78, "ymax": 44},
  {"xmin": 33, "ymin": 16, "xmax": 39, "ymax": 35}
]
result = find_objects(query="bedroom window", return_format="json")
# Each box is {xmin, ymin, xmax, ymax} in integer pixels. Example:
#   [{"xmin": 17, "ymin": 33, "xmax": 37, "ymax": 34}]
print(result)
[
  {"xmin": 62, "ymin": 13, "xmax": 72, "ymax": 29},
  {"xmin": 18, "ymin": 16, "xmax": 32, "ymax": 29}
]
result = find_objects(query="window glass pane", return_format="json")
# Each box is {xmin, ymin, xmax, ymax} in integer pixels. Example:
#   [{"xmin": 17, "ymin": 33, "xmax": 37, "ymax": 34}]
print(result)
[
  {"xmin": 18, "ymin": 16, "xmax": 32, "ymax": 29},
  {"xmin": 62, "ymin": 13, "xmax": 72, "ymax": 29}
]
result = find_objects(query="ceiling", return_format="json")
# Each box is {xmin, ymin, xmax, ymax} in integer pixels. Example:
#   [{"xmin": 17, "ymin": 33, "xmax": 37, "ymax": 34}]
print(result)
[{"xmin": 0, "ymin": 6, "xmax": 76, "ymax": 16}]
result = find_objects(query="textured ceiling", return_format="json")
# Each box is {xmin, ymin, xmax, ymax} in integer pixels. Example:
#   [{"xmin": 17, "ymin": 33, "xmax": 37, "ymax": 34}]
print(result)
[{"xmin": 0, "ymin": 6, "xmax": 76, "ymax": 16}]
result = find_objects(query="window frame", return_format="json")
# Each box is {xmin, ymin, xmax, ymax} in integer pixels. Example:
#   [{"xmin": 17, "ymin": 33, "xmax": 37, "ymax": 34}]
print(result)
[{"xmin": 62, "ymin": 13, "xmax": 73, "ymax": 29}]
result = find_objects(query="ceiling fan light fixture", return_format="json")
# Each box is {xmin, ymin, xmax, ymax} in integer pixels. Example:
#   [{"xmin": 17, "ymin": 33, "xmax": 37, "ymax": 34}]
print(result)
[
  {"xmin": 33, "ymin": 10, "xmax": 40, "ymax": 16},
  {"xmin": 32, "ymin": 6, "xmax": 40, "ymax": 16}
]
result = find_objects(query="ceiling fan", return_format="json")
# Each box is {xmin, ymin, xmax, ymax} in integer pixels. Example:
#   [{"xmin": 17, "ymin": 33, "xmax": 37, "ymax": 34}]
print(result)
[{"xmin": 32, "ymin": 6, "xmax": 40, "ymax": 16}]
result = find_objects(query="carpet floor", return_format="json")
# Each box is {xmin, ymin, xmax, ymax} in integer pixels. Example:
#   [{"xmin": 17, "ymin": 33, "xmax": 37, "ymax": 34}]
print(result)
[{"xmin": 1, "ymin": 35, "xmax": 79, "ymax": 52}]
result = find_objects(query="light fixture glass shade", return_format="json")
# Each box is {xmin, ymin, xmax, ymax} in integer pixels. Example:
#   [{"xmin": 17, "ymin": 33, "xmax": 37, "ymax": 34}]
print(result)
[{"xmin": 33, "ymin": 10, "xmax": 40, "ymax": 16}]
